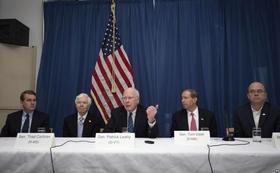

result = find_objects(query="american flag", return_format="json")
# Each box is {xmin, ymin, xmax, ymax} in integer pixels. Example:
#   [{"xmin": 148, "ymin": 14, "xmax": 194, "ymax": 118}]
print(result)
[{"xmin": 91, "ymin": 12, "xmax": 135, "ymax": 123}]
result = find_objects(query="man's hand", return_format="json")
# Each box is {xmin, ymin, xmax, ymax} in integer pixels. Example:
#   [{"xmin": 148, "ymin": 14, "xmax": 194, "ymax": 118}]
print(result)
[{"xmin": 146, "ymin": 105, "xmax": 159, "ymax": 123}]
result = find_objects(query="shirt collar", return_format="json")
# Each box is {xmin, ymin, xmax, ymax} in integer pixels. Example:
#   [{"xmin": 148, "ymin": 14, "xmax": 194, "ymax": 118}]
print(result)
[
  {"xmin": 23, "ymin": 111, "xmax": 33, "ymax": 117},
  {"xmin": 78, "ymin": 112, "xmax": 88, "ymax": 120},
  {"xmin": 251, "ymin": 105, "xmax": 263, "ymax": 112},
  {"xmin": 188, "ymin": 107, "xmax": 198, "ymax": 117}
]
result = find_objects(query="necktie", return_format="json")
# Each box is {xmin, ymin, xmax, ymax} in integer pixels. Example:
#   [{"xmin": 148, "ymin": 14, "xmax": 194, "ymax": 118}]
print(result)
[
  {"xmin": 22, "ymin": 114, "xmax": 30, "ymax": 133},
  {"xmin": 127, "ymin": 112, "xmax": 134, "ymax": 133},
  {"xmin": 190, "ymin": 112, "xmax": 197, "ymax": 131},
  {"xmin": 78, "ymin": 117, "xmax": 84, "ymax": 137}
]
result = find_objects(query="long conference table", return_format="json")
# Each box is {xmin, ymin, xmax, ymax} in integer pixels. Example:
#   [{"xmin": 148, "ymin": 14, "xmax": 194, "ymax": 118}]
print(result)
[{"xmin": 0, "ymin": 137, "xmax": 279, "ymax": 173}]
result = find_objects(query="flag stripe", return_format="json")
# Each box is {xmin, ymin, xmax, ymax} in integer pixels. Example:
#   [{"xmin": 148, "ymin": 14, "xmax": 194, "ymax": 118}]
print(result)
[
  {"xmin": 97, "ymin": 54, "xmax": 123, "ymax": 106},
  {"xmin": 108, "ymin": 52, "xmax": 132, "ymax": 89},
  {"xmin": 105, "ymin": 55, "xmax": 126, "ymax": 93},
  {"xmin": 115, "ymin": 48, "xmax": 134, "ymax": 85},
  {"xmin": 91, "ymin": 78, "xmax": 112, "ymax": 115},
  {"xmin": 99, "ymin": 51, "xmax": 124, "ymax": 100},
  {"xmin": 118, "ymin": 46, "xmax": 134, "ymax": 79},
  {"xmin": 93, "ymin": 67, "xmax": 114, "ymax": 110},
  {"xmin": 90, "ymin": 90, "xmax": 109, "ymax": 122}
]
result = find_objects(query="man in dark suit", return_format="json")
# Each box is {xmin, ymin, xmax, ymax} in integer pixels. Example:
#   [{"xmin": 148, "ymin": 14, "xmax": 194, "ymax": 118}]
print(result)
[
  {"xmin": 104, "ymin": 87, "xmax": 158, "ymax": 138},
  {"xmin": 234, "ymin": 82, "xmax": 280, "ymax": 138},
  {"xmin": 170, "ymin": 89, "xmax": 217, "ymax": 137},
  {"xmin": 63, "ymin": 93, "xmax": 101, "ymax": 137},
  {"xmin": 0, "ymin": 90, "xmax": 49, "ymax": 137}
]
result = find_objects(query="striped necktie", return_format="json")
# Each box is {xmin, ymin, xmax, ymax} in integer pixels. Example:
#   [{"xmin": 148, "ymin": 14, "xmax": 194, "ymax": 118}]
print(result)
[
  {"xmin": 77, "ymin": 117, "xmax": 84, "ymax": 137},
  {"xmin": 22, "ymin": 114, "xmax": 30, "ymax": 133},
  {"xmin": 190, "ymin": 112, "xmax": 197, "ymax": 131},
  {"xmin": 127, "ymin": 112, "xmax": 134, "ymax": 132}
]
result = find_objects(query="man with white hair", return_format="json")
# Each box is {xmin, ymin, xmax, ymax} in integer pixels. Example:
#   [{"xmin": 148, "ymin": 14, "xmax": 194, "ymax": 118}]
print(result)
[
  {"xmin": 104, "ymin": 87, "xmax": 159, "ymax": 138},
  {"xmin": 63, "ymin": 93, "xmax": 101, "ymax": 137}
]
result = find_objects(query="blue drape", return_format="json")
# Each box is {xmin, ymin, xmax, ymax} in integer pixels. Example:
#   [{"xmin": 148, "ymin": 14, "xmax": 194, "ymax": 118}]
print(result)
[{"xmin": 37, "ymin": 0, "xmax": 280, "ymax": 137}]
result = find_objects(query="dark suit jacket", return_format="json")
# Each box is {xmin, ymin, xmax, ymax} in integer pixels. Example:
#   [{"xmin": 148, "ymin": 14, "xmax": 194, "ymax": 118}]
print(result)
[
  {"xmin": 103, "ymin": 105, "xmax": 159, "ymax": 138},
  {"xmin": 63, "ymin": 112, "xmax": 101, "ymax": 137},
  {"xmin": 234, "ymin": 102, "xmax": 280, "ymax": 138},
  {"xmin": 0, "ymin": 110, "xmax": 49, "ymax": 137},
  {"xmin": 170, "ymin": 108, "xmax": 217, "ymax": 137}
]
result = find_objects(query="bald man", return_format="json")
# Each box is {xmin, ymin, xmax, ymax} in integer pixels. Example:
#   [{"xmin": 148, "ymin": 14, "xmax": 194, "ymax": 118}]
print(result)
[
  {"xmin": 234, "ymin": 82, "xmax": 280, "ymax": 138},
  {"xmin": 104, "ymin": 87, "xmax": 159, "ymax": 138}
]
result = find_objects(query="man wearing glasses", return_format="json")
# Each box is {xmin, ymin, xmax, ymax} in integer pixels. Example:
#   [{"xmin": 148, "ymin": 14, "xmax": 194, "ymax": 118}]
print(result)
[
  {"xmin": 104, "ymin": 87, "xmax": 158, "ymax": 138},
  {"xmin": 234, "ymin": 81, "xmax": 280, "ymax": 137}
]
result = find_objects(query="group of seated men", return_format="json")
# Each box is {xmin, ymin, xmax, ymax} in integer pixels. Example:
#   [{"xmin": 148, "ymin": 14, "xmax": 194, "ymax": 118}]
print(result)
[{"xmin": 1, "ymin": 81, "xmax": 280, "ymax": 138}]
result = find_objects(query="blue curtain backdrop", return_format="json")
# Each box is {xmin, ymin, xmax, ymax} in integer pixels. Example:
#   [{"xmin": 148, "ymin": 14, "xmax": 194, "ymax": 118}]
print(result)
[{"xmin": 37, "ymin": 0, "xmax": 280, "ymax": 137}]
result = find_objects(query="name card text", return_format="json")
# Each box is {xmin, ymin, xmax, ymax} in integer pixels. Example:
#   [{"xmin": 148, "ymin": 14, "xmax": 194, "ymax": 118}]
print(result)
[
  {"xmin": 15, "ymin": 133, "xmax": 55, "ymax": 149},
  {"xmin": 95, "ymin": 133, "xmax": 135, "ymax": 148},
  {"xmin": 174, "ymin": 131, "xmax": 210, "ymax": 145}
]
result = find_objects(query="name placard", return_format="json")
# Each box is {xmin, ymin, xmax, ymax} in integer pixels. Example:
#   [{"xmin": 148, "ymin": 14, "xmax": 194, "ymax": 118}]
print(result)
[
  {"xmin": 95, "ymin": 133, "xmax": 135, "ymax": 148},
  {"xmin": 174, "ymin": 131, "xmax": 210, "ymax": 145},
  {"xmin": 272, "ymin": 132, "xmax": 280, "ymax": 148},
  {"xmin": 15, "ymin": 133, "xmax": 55, "ymax": 149}
]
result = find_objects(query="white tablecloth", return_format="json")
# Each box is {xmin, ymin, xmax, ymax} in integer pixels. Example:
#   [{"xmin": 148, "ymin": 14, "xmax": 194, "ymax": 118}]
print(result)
[{"xmin": 0, "ymin": 138, "xmax": 279, "ymax": 173}]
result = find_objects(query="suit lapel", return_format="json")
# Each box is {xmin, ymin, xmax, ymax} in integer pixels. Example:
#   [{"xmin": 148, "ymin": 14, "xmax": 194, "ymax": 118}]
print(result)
[
  {"xmin": 83, "ymin": 115, "xmax": 93, "ymax": 136},
  {"xmin": 71, "ymin": 114, "xmax": 78, "ymax": 136},
  {"xmin": 30, "ymin": 111, "xmax": 37, "ymax": 132},
  {"xmin": 198, "ymin": 109, "xmax": 205, "ymax": 130},
  {"xmin": 181, "ymin": 110, "xmax": 189, "ymax": 130},
  {"xmin": 258, "ymin": 103, "xmax": 269, "ymax": 128},
  {"xmin": 119, "ymin": 107, "xmax": 128, "ymax": 130},
  {"xmin": 134, "ymin": 108, "xmax": 141, "ymax": 132},
  {"xmin": 16, "ymin": 111, "xmax": 23, "ymax": 132},
  {"xmin": 246, "ymin": 106, "xmax": 255, "ymax": 128}
]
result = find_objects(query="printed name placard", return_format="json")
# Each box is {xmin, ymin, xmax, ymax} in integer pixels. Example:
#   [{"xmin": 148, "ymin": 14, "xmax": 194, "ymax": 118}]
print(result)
[
  {"xmin": 174, "ymin": 131, "xmax": 210, "ymax": 145},
  {"xmin": 95, "ymin": 133, "xmax": 135, "ymax": 148},
  {"xmin": 15, "ymin": 133, "xmax": 55, "ymax": 149},
  {"xmin": 272, "ymin": 132, "xmax": 280, "ymax": 148}
]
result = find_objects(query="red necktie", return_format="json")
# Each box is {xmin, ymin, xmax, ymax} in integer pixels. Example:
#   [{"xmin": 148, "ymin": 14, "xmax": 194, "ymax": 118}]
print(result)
[{"xmin": 190, "ymin": 112, "xmax": 197, "ymax": 131}]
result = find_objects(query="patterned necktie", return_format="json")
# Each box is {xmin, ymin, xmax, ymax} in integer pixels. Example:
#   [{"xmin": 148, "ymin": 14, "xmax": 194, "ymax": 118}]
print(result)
[
  {"xmin": 78, "ymin": 117, "xmax": 84, "ymax": 137},
  {"xmin": 127, "ymin": 112, "xmax": 134, "ymax": 133},
  {"xmin": 190, "ymin": 112, "xmax": 197, "ymax": 131},
  {"xmin": 22, "ymin": 114, "xmax": 30, "ymax": 133}
]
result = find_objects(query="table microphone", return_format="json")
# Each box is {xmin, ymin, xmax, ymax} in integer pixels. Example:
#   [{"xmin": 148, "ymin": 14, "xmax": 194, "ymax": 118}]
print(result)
[{"xmin": 223, "ymin": 128, "xmax": 235, "ymax": 141}]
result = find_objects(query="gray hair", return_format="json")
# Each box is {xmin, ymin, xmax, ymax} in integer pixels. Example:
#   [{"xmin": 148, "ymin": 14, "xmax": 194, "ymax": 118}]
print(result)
[
  {"xmin": 125, "ymin": 87, "xmax": 140, "ymax": 98},
  {"xmin": 75, "ymin": 93, "xmax": 92, "ymax": 106}
]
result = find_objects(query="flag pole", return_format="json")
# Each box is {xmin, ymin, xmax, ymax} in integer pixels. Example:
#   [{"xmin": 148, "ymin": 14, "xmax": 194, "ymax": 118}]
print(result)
[{"xmin": 111, "ymin": 0, "xmax": 117, "ymax": 93}]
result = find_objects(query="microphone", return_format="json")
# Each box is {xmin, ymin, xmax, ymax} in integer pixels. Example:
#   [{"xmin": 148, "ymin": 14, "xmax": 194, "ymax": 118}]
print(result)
[
  {"xmin": 222, "ymin": 109, "xmax": 235, "ymax": 141},
  {"xmin": 223, "ymin": 128, "xmax": 235, "ymax": 141}
]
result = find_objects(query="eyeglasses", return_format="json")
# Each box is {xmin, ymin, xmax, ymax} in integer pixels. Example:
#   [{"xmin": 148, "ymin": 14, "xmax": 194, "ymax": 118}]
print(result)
[
  {"xmin": 249, "ymin": 89, "xmax": 265, "ymax": 94},
  {"xmin": 122, "ymin": 96, "xmax": 136, "ymax": 101}
]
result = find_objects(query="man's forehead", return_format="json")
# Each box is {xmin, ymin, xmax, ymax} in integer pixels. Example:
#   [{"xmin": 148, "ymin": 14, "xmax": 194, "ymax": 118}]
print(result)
[
  {"xmin": 249, "ymin": 82, "xmax": 265, "ymax": 90},
  {"xmin": 182, "ymin": 90, "xmax": 190, "ymax": 96},
  {"xmin": 24, "ymin": 94, "xmax": 36, "ymax": 98},
  {"xmin": 124, "ymin": 89, "xmax": 136, "ymax": 96},
  {"xmin": 77, "ymin": 96, "xmax": 88, "ymax": 101}
]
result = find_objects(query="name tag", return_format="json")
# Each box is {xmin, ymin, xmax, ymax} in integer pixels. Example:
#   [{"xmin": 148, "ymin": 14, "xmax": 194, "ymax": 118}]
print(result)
[
  {"xmin": 95, "ymin": 133, "xmax": 135, "ymax": 148},
  {"xmin": 15, "ymin": 133, "xmax": 55, "ymax": 149},
  {"xmin": 174, "ymin": 131, "xmax": 210, "ymax": 145},
  {"xmin": 272, "ymin": 132, "xmax": 280, "ymax": 148}
]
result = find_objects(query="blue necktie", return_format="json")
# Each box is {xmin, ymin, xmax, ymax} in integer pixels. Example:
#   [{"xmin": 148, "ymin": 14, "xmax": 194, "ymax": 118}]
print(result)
[
  {"xmin": 78, "ymin": 117, "xmax": 84, "ymax": 137},
  {"xmin": 22, "ymin": 114, "xmax": 30, "ymax": 133},
  {"xmin": 127, "ymin": 112, "xmax": 134, "ymax": 133}
]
